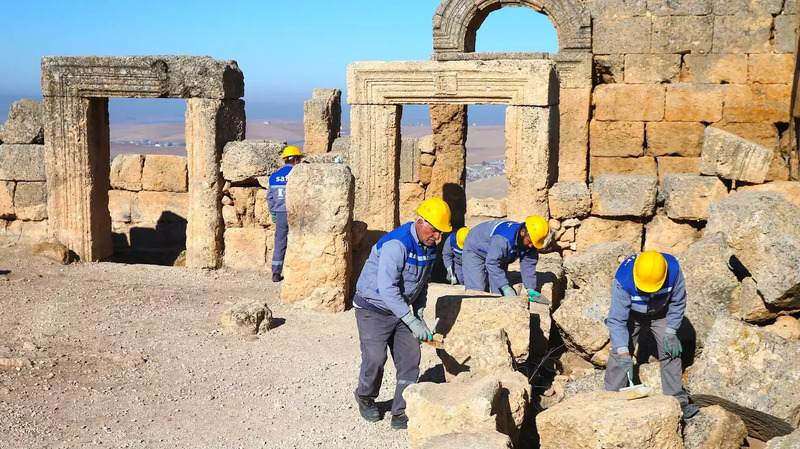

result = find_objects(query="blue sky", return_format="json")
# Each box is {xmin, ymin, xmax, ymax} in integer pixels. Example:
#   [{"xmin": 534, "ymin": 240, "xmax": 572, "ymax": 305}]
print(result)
[{"xmin": 0, "ymin": 0, "xmax": 558, "ymax": 122}]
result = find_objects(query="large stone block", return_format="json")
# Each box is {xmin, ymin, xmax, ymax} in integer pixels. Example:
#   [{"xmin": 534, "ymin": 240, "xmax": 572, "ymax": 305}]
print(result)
[
  {"xmin": 220, "ymin": 300, "xmax": 272, "ymax": 335},
  {"xmin": 399, "ymin": 182, "xmax": 425, "ymax": 224},
  {"xmin": 589, "ymin": 121, "xmax": 644, "ymax": 157},
  {"xmin": 108, "ymin": 190, "xmax": 135, "ymax": 223},
  {"xmin": 302, "ymin": 88, "xmax": 341, "ymax": 154},
  {"xmin": 663, "ymin": 174, "xmax": 728, "ymax": 220},
  {"xmin": 0, "ymin": 182, "xmax": 14, "ymax": 218},
  {"xmin": 221, "ymin": 140, "xmax": 286, "ymax": 183},
  {"xmin": 563, "ymin": 241, "xmax": 635, "ymax": 289},
  {"xmin": 686, "ymin": 315, "xmax": 800, "ymax": 441},
  {"xmin": 712, "ymin": 13, "xmax": 772, "ymax": 53},
  {"xmin": 0, "ymin": 99, "xmax": 44, "ymax": 144},
  {"xmin": 400, "ymin": 137, "xmax": 420, "ymax": 183},
  {"xmin": 576, "ymin": 216, "xmax": 643, "ymax": 251},
  {"xmin": 644, "ymin": 215, "xmax": 700, "ymax": 253},
  {"xmin": 548, "ymin": 181, "xmax": 591, "ymax": 219},
  {"xmin": 223, "ymin": 227, "xmax": 267, "ymax": 271},
  {"xmin": 415, "ymin": 432, "xmax": 512, "ymax": 449},
  {"xmin": 748, "ymin": 53, "xmax": 794, "ymax": 84},
  {"xmin": 682, "ymin": 405, "xmax": 748, "ymax": 449},
  {"xmin": 537, "ymin": 391, "xmax": 683, "ymax": 449},
  {"xmin": 711, "ymin": 0, "xmax": 783, "ymax": 15},
  {"xmin": 737, "ymin": 181, "xmax": 800, "ymax": 208},
  {"xmin": 714, "ymin": 122, "xmax": 779, "ymax": 151},
  {"xmin": 110, "ymin": 154, "xmax": 144, "ymax": 191},
  {"xmin": 0, "ymin": 144, "xmax": 46, "ymax": 181},
  {"xmin": 505, "ymin": 105, "xmax": 553, "ymax": 221},
  {"xmin": 734, "ymin": 277, "xmax": 782, "ymax": 323},
  {"xmin": 706, "ymin": 192, "xmax": 800, "ymax": 309},
  {"xmin": 590, "ymin": 156, "xmax": 657, "ymax": 178},
  {"xmin": 651, "ymin": 15, "xmax": 713, "ymax": 53},
  {"xmin": 723, "ymin": 84, "xmax": 792, "ymax": 123},
  {"xmin": 14, "ymin": 181, "xmax": 47, "ymax": 221},
  {"xmin": 141, "ymin": 155, "xmax": 187, "ymax": 192},
  {"xmin": 591, "ymin": 174, "xmax": 657, "ymax": 217},
  {"xmin": 467, "ymin": 198, "xmax": 507, "ymax": 218},
  {"xmin": 553, "ymin": 280, "xmax": 612, "ymax": 358},
  {"xmin": 766, "ymin": 430, "xmax": 800, "ymax": 449},
  {"xmin": 656, "ymin": 157, "xmax": 701, "ymax": 184},
  {"xmin": 623, "ymin": 54, "xmax": 681, "ymax": 83},
  {"xmin": 131, "ymin": 191, "xmax": 188, "ymax": 223},
  {"xmin": 700, "ymin": 127, "xmax": 774, "ymax": 184},
  {"xmin": 593, "ymin": 17, "xmax": 651, "ymax": 54},
  {"xmin": 773, "ymin": 14, "xmax": 798, "ymax": 53},
  {"xmin": 440, "ymin": 328, "xmax": 514, "ymax": 379},
  {"xmin": 593, "ymin": 84, "xmax": 665, "ymax": 122},
  {"xmin": 665, "ymin": 84, "xmax": 723, "ymax": 122},
  {"xmin": 765, "ymin": 316, "xmax": 800, "ymax": 340},
  {"xmin": 681, "ymin": 54, "xmax": 748, "ymax": 84},
  {"xmin": 558, "ymin": 88, "xmax": 590, "ymax": 182},
  {"xmin": 228, "ymin": 187, "xmax": 260, "ymax": 227},
  {"xmin": 648, "ymin": 0, "xmax": 712, "ymax": 16}
]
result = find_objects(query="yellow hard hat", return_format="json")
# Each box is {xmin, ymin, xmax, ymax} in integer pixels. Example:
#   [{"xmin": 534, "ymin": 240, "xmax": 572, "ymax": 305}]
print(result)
[
  {"xmin": 417, "ymin": 197, "xmax": 452, "ymax": 232},
  {"xmin": 633, "ymin": 251, "xmax": 668, "ymax": 293},
  {"xmin": 282, "ymin": 145, "xmax": 304, "ymax": 159},
  {"xmin": 455, "ymin": 227, "xmax": 470, "ymax": 249},
  {"xmin": 524, "ymin": 216, "xmax": 549, "ymax": 249}
]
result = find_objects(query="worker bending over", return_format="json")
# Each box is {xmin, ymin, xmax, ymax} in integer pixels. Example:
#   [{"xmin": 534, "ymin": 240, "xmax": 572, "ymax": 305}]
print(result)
[{"xmin": 442, "ymin": 227, "xmax": 469, "ymax": 285}]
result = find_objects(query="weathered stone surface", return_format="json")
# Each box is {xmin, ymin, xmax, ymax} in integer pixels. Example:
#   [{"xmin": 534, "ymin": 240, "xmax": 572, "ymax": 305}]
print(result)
[
  {"xmin": 576, "ymin": 217, "xmax": 643, "ymax": 251},
  {"xmin": 31, "ymin": 241, "xmax": 72, "ymax": 264},
  {"xmin": 108, "ymin": 190, "xmax": 135, "ymax": 223},
  {"xmin": 0, "ymin": 182, "xmax": 14, "ymax": 218},
  {"xmin": 131, "ymin": 191, "xmax": 188, "ymax": 223},
  {"xmin": 220, "ymin": 300, "xmax": 272, "ymax": 336},
  {"xmin": 644, "ymin": 215, "xmax": 700, "ymax": 253},
  {"xmin": 711, "ymin": 13, "xmax": 772, "ymax": 54},
  {"xmin": 706, "ymin": 192, "xmax": 800, "ymax": 308},
  {"xmin": 0, "ymin": 144, "xmax": 46, "ymax": 181},
  {"xmin": 142, "ymin": 155, "xmax": 187, "ymax": 192},
  {"xmin": 623, "ymin": 54, "xmax": 680, "ymax": 83},
  {"xmin": 682, "ymin": 54, "xmax": 748, "ymax": 84},
  {"xmin": 228, "ymin": 187, "xmax": 259, "ymax": 227},
  {"xmin": 14, "ymin": 182, "xmax": 47, "ymax": 221},
  {"xmin": 558, "ymin": 88, "xmax": 590, "ymax": 182},
  {"xmin": 548, "ymin": 181, "xmax": 591, "ymax": 219},
  {"xmin": 0, "ymin": 99, "xmax": 44, "ymax": 144},
  {"xmin": 651, "ymin": 15, "xmax": 713, "ymax": 53},
  {"xmin": 665, "ymin": 84, "xmax": 723, "ymax": 122},
  {"xmin": 773, "ymin": 14, "xmax": 798, "ymax": 53},
  {"xmin": 440, "ymin": 328, "xmax": 514, "ymax": 379},
  {"xmin": 331, "ymin": 136, "xmax": 351, "ymax": 155},
  {"xmin": 663, "ymin": 174, "xmax": 727, "ymax": 220},
  {"xmin": 748, "ymin": 53, "xmax": 794, "ymax": 84},
  {"xmin": 281, "ymin": 164, "xmax": 353, "ymax": 312},
  {"xmin": 505, "ymin": 105, "xmax": 553, "ymax": 221},
  {"xmin": 734, "ymin": 277, "xmax": 781, "ymax": 323},
  {"xmin": 590, "ymin": 156, "xmax": 657, "ymax": 178},
  {"xmin": 714, "ymin": 122, "xmax": 780, "ymax": 152},
  {"xmin": 593, "ymin": 84, "xmax": 665, "ymax": 122},
  {"xmin": 686, "ymin": 315, "xmax": 800, "ymax": 441},
  {"xmin": 534, "ymin": 252, "xmax": 565, "ymax": 313},
  {"xmin": 110, "ymin": 154, "xmax": 144, "ymax": 191},
  {"xmin": 400, "ymin": 138, "xmax": 420, "ymax": 183},
  {"xmin": 399, "ymin": 182, "xmax": 425, "ymax": 224},
  {"xmin": 656, "ymin": 157, "xmax": 701, "ymax": 184},
  {"xmin": 589, "ymin": 121, "xmax": 644, "ymax": 157},
  {"xmin": 700, "ymin": 127, "xmax": 773, "ymax": 184},
  {"xmin": 646, "ymin": 122, "xmax": 705, "ymax": 157},
  {"xmin": 723, "ymin": 84, "xmax": 792, "ymax": 123},
  {"xmin": 766, "ymin": 430, "xmax": 800, "ymax": 448},
  {"xmin": 594, "ymin": 55, "xmax": 624, "ymax": 84},
  {"xmin": 765, "ymin": 316, "xmax": 800, "ymax": 340},
  {"xmin": 303, "ymin": 88, "xmax": 341, "ymax": 154},
  {"xmin": 223, "ymin": 227, "xmax": 267, "ymax": 270},
  {"xmin": 591, "ymin": 175, "xmax": 657, "ymax": 217},
  {"xmin": 648, "ymin": 0, "xmax": 712, "ymax": 16},
  {"xmin": 553, "ymin": 280, "xmax": 612, "ymax": 358},
  {"xmin": 416, "ymin": 432, "xmax": 511, "ymax": 449},
  {"xmin": 766, "ymin": 156, "xmax": 791, "ymax": 182},
  {"xmin": 563, "ymin": 241, "xmax": 635, "ymax": 289},
  {"xmin": 1, "ymin": 219, "xmax": 49, "ymax": 242},
  {"xmin": 467, "ymin": 198, "xmax": 507, "ymax": 218},
  {"xmin": 221, "ymin": 140, "xmax": 285, "ymax": 183},
  {"xmin": 710, "ymin": 0, "xmax": 783, "ymax": 15},
  {"xmin": 537, "ymin": 391, "xmax": 683, "ymax": 449},
  {"xmin": 593, "ymin": 17, "xmax": 651, "ymax": 54},
  {"xmin": 683, "ymin": 405, "xmax": 748, "ymax": 449},
  {"xmin": 737, "ymin": 181, "xmax": 800, "ymax": 208}
]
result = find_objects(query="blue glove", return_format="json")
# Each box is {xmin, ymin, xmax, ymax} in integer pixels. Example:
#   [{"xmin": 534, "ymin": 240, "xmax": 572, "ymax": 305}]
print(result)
[
  {"xmin": 415, "ymin": 306, "xmax": 425, "ymax": 323},
  {"xmin": 401, "ymin": 312, "xmax": 431, "ymax": 341},
  {"xmin": 271, "ymin": 214, "xmax": 276, "ymax": 223},
  {"xmin": 664, "ymin": 328, "xmax": 683, "ymax": 358},
  {"xmin": 500, "ymin": 285, "xmax": 517, "ymax": 296}
]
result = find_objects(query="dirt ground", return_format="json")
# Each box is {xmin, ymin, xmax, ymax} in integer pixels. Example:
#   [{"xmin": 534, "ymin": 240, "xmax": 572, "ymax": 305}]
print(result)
[{"xmin": 0, "ymin": 241, "xmax": 448, "ymax": 448}]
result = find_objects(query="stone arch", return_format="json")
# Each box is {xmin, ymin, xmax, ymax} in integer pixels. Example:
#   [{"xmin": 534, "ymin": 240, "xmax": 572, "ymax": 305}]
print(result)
[{"xmin": 432, "ymin": 0, "xmax": 591, "ymax": 53}]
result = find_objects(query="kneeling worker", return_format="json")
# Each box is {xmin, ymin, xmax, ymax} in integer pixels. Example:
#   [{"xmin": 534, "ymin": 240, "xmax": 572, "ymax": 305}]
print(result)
[
  {"xmin": 604, "ymin": 250, "xmax": 699, "ymax": 419},
  {"xmin": 462, "ymin": 216, "xmax": 549, "ymax": 302},
  {"xmin": 353, "ymin": 198, "xmax": 452, "ymax": 430},
  {"xmin": 442, "ymin": 227, "xmax": 469, "ymax": 285}
]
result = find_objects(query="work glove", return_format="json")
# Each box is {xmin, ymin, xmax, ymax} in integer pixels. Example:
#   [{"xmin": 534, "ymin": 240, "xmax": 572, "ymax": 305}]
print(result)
[
  {"xmin": 415, "ymin": 306, "xmax": 425, "ymax": 323},
  {"xmin": 500, "ymin": 285, "xmax": 517, "ymax": 297},
  {"xmin": 664, "ymin": 328, "xmax": 683, "ymax": 358},
  {"xmin": 616, "ymin": 347, "xmax": 633, "ymax": 378},
  {"xmin": 446, "ymin": 266, "xmax": 457, "ymax": 285},
  {"xmin": 401, "ymin": 312, "xmax": 432, "ymax": 341},
  {"xmin": 271, "ymin": 214, "xmax": 276, "ymax": 223},
  {"xmin": 526, "ymin": 289, "xmax": 551, "ymax": 305}
]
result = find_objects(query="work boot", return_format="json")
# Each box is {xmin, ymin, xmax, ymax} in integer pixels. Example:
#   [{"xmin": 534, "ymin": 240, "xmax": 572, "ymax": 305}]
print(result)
[
  {"xmin": 271, "ymin": 273, "xmax": 282, "ymax": 283},
  {"xmin": 681, "ymin": 403, "xmax": 700, "ymax": 419},
  {"xmin": 390, "ymin": 413, "xmax": 409, "ymax": 430},
  {"xmin": 354, "ymin": 390, "xmax": 379, "ymax": 422}
]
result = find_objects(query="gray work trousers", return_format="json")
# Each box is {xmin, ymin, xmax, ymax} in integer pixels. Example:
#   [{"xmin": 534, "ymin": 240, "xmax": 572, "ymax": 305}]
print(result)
[
  {"xmin": 272, "ymin": 212, "xmax": 288, "ymax": 275},
  {"xmin": 462, "ymin": 249, "xmax": 504, "ymax": 294},
  {"xmin": 355, "ymin": 306, "xmax": 421, "ymax": 416},
  {"xmin": 604, "ymin": 312, "xmax": 689, "ymax": 405}
]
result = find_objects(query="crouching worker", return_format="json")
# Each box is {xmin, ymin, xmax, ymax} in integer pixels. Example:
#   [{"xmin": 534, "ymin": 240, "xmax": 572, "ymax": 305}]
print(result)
[
  {"xmin": 442, "ymin": 227, "xmax": 469, "ymax": 285},
  {"xmin": 353, "ymin": 198, "xmax": 452, "ymax": 430},
  {"xmin": 604, "ymin": 250, "xmax": 699, "ymax": 419}
]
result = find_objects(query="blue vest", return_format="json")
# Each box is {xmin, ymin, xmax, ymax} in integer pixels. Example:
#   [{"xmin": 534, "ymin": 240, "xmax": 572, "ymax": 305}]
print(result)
[
  {"xmin": 490, "ymin": 220, "xmax": 523, "ymax": 263},
  {"xmin": 449, "ymin": 233, "xmax": 463, "ymax": 256},
  {"xmin": 615, "ymin": 253, "xmax": 681, "ymax": 314},
  {"xmin": 376, "ymin": 222, "xmax": 436, "ymax": 269}
]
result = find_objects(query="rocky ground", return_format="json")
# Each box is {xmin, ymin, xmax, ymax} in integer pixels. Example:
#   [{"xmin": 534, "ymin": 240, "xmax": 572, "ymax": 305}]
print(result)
[{"xmin": 0, "ymin": 241, "xmax": 447, "ymax": 448}]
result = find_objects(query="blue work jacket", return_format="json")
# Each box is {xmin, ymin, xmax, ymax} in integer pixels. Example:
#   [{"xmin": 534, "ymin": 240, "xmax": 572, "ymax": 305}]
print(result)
[{"xmin": 266, "ymin": 164, "xmax": 293, "ymax": 214}]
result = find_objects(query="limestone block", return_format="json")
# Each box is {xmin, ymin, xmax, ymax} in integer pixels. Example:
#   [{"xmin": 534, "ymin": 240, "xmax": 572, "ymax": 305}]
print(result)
[
  {"xmin": 418, "ymin": 134, "xmax": 434, "ymax": 154},
  {"xmin": 281, "ymin": 164, "xmax": 353, "ymax": 312},
  {"xmin": 505, "ymin": 105, "xmax": 552, "ymax": 221},
  {"xmin": 765, "ymin": 316, "xmax": 800, "ymax": 340},
  {"xmin": 0, "ymin": 99, "xmax": 44, "ymax": 144},
  {"xmin": 440, "ymin": 328, "xmax": 514, "ymax": 379},
  {"xmin": 110, "ymin": 154, "xmax": 144, "ymax": 191},
  {"xmin": 420, "ymin": 153, "xmax": 435, "ymax": 167},
  {"xmin": 748, "ymin": 54, "xmax": 794, "ymax": 84},
  {"xmin": 665, "ymin": 84, "xmax": 723, "ymax": 122},
  {"xmin": 766, "ymin": 156, "xmax": 791, "ymax": 182},
  {"xmin": 467, "ymin": 198, "xmax": 507, "ymax": 218},
  {"xmin": 3, "ymin": 219, "xmax": 49, "ymax": 242},
  {"xmin": 576, "ymin": 217, "xmax": 643, "ymax": 251},
  {"xmin": 734, "ymin": 277, "xmax": 782, "ymax": 323},
  {"xmin": 416, "ymin": 432, "xmax": 512, "ymax": 449},
  {"xmin": 400, "ymin": 137, "xmax": 420, "ymax": 183},
  {"xmin": 648, "ymin": 0, "xmax": 712, "ymax": 15},
  {"xmin": 552, "ymin": 53, "xmax": 593, "ymax": 89},
  {"xmin": 686, "ymin": 315, "xmax": 800, "ymax": 441},
  {"xmin": 773, "ymin": 14, "xmax": 798, "ymax": 53},
  {"xmin": 656, "ymin": 157, "xmax": 701, "ymax": 184},
  {"xmin": 399, "ymin": 182, "xmax": 425, "ymax": 224},
  {"xmin": 591, "ymin": 175, "xmax": 657, "ymax": 217},
  {"xmin": 0, "ymin": 182, "xmax": 13, "ymax": 218},
  {"xmin": 563, "ymin": 241, "xmax": 634, "ymax": 289},
  {"xmin": 223, "ymin": 227, "xmax": 267, "ymax": 270},
  {"xmin": 700, "ymin": 127, "xmax": 774, "ymax": 184},
  {"xmin": 710, "ymin": 0, "xmax": 783, "ymax": 15},
  {"xmin": 681, "ymin": 54, "xmax": 748, "ymax": 84},
  {"xmin": 683, "ymin": 405, "xmax": 748, "ymax": 449},
  {"xmin": 534, "ymin": 252, "xmax": 566, "ymax": 313},
  {"xmin": 766, "ymin": 430, "xmax": 800, "ymax": 449},
  {"xmin": 723, "ymin": 84, "xmax": 792, "ymax": 123},
  {"xmin": 548, "ymin": 181, "xmax": 591, "ymax": 219},
  {"xmin": 222, "ymin": 204, "xmax": 240, "ymax": 228},
  {"xmin": 712, "ymin": 13, "xmax": 772, "ymax": 53},
  {"xmin": 229, "ymin": 187, "xmax": 259, "ymax": 227},
  {"xmin": 643, "ymin": 215, "xmax": 700, "ymax": 253},
  {"xmin": 638, "ymin": 362, "xmax": 663, "ymax": 393},
  {"xmin": 108, "ymin": 190, "xmax": 135, "ymax": 223},
  {"xmin": 737, "ymin": 181, "xmax": 800, "ymax": 208},
  {"xmin": 253, "ymin": 192, "xmax": 272, "ymax": 226},
  {"xmin": 302, "ymin": 88, "xmax": 341, "ymax": 154},
  {"xmin": 706, "ymin": 192, "xmax": 800, "ymax": 309},
  {"xmin": 651, "ymin": 15, "xmax": 713, "ymax": 53},
  {"xmin": 594, "ymin": 55, "xmax": 624, "ymax": 84},
  {"xmin": 141, "ymin": 155, "xmax": 187, "ymax": 192},
  {"xmin": 220, "ymin": 300, "xmax": 272, "ymax": 335},
  {"xmin": 589, "ymin": 0, "xmax": 647, "ymax": 17},
  {"xmin": 593, "ymin": 84, "xmax": 665, "ymax": 122},
  {"xmin": 553, "ymin": 280, "xmax": 612, "ymax": 359},
  {"xmin": 221, "ymin": 140, "xmax": 286, "ymax": 182},
  {"xmin": 715, "ymin": 122, "xmax": 779, "ymax": 151},
  {"xmin": 537, "ymin": 391, "xmax": 683, "ymax": 449},
  {"xmin": 0, "ymin": 144, "xmax": 46, "ymax": 181},
  {"xmin": 590, "ymin": 157, "xmax": 657, "ymax": 178},
  {"xmin": 593, "ymin": 17, "xmax": 651, "ymax": 54},
  {"xmin": 623, "ymin": 54, "xmax": 680, "ymax": 83},
  {"xmin": 663, "ymin": 174, "xmax": 727, "ymax": 220},
  {"xmin": 31, "ymin": 240, "xmax": 72, "ymax": 264},
  {"xmin": 14, "ymin": 182, "xmax": 47, "ymax": 221},
  {"xmin": 132, "ymin": 191, "xmax": 188, "ymax": 223},
  {"xmin": 330, "ymin": 135, "xmax": 351, "ymax": 155},
  {"xmin": 558, "ymin": 88, "xmax": 590, "ymax": 182},
  {"xmin": 589, "ymin": 121, "xmax": 644, "ymax": 157}
]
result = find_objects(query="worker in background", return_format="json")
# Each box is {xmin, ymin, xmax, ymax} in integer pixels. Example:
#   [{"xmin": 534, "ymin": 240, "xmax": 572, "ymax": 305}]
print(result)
[
  {"xmin": 352, "ymin": 198, "xmax": 452, "ymax": 430},
  {"xmin": 604, "ymin": 251, "xmax": 700, "ymax": 419},
  {"xmin": 462, "ymin": 216, "xmax": 549, "ymax": 303},
  {"xmin": 266, "ymin": 145, "xmax": 304, "ymax": 282},
  {"xmin": 442, "ymin": 227, "xmax": 469, "ymax": 285}
]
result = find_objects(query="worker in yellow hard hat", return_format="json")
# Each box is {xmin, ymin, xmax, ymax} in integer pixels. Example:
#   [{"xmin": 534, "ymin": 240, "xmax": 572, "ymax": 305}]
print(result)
[
  {"xmin": 461, "ymin": 216, "xmax": 550, "ymax": 304},
  {"xmin": 442, "ymin": 227, "xmax": 470, "ymax": 285},
  {"xmin": 266, "ymin": 145, "xmax": 304, "ymax": 282},
  {"xmin": 353, "ymin": 197, "xmax": 451, "ymax": 430},
  {"xmin": 605, "ymin": 250, "xmax": 699, "ymax": 420}
]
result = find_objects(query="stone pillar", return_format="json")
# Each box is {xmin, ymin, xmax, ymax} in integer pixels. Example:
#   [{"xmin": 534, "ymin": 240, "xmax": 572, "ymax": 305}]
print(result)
[
  {"xmin": 44, "ymin": 96, "xmax": 111, "ymax": 261},
  {"xmin": 280, "ymin": 164, "xmax": 354, "ymax": 312},
  {"xmin": 428, "ymin": 104, "xmax": 467, "ymax": 230},
  {"xmin": 505, "ymin": 105, "xmax": 554, "ymax": 221},
  {"xmin": 185, "ymin": 98, "xmax": 245, "ymax": 268},
  {"xmin": 350, "ymin": 104, "xmax": 401, "ymax": 231},
  {"xmin": 303, "ymin": 88, "xmax": 341, "ymax": 154},
  {"xmin": 554, "ymin": 53, "xmax": 593, "ymax": 183}
]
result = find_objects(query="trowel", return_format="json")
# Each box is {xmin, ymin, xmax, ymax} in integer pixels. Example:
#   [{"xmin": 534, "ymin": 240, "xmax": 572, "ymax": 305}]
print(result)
[{"xmin": 620, "ymin": 372, "xmax": 652, "ymax": 400}]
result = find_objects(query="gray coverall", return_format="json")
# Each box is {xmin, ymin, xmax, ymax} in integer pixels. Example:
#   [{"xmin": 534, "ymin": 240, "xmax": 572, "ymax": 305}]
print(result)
[
  {"xmin": 266, "ymin": 163, "xmax": 293, "ymax": 276},
  {"xmin": 461, "ymin": 220, "xmax": 538, "ymax": 294}
]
